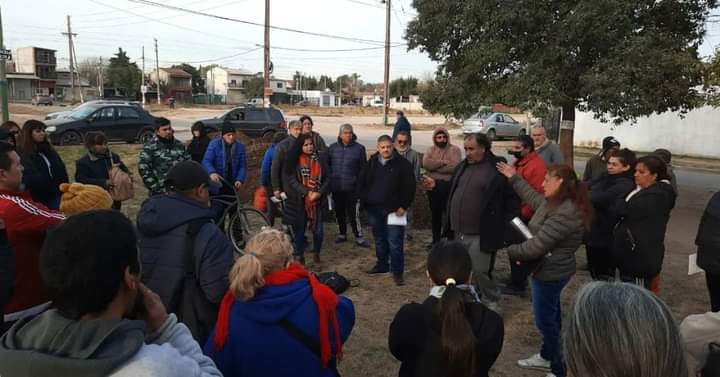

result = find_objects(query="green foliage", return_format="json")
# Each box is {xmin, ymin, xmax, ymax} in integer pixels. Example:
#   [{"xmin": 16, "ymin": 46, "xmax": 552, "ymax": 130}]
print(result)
[
  {"xmin": 390, "ymin": 76, "xmax": 419, "ymax": 97},
  {"xmin": 244, "ymin": 77, "xmax": 265, "ymax": 98},
  {"xmin": 104, "ymin": 48, "xmax": 142, "ymax": 98},
  {"xmin": 406, "ymin": 0, "xmax": 716, "ymax": 122}
]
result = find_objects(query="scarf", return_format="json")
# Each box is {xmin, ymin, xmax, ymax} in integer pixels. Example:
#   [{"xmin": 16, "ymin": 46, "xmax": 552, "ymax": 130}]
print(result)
[
  {"xmin": 429, "ymin": 284, "xmax": 482, "ymax": 303},
  {"xmin": 299, "ymin": 153, "xmax": 322, "ymax": 230},
  {"xmin": 212, "ymin": 263, "xmax": 342, "ymax": 367}
]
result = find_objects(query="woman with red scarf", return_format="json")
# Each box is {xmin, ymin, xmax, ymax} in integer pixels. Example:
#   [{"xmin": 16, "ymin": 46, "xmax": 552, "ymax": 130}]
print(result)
[
  {"xmin": 282, "ymin": 132, "xmax": 330, "ymax": 266},
  {"xmin": 204, "ymin": 229, "xmax": 355, "ymax": 377}
]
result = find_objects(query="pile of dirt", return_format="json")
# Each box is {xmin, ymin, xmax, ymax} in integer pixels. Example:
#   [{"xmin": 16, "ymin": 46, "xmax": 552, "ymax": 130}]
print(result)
[{"xmin": 235, "ymin": 132, "xmax": 272, "ymax": 203}]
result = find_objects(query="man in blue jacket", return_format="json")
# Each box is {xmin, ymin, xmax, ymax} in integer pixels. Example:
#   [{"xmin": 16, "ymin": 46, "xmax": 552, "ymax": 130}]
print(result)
[
  {"xmin": 261, "ymin": 132, "xmax": 287, "ymax": 225},
  {"xmin": 328, "ymin": 124, "xmax": 370, "ymax": 247},
  {"xmin": 202, "ymin": 123, "xmax": 247, "ymax": 223},
  {"xmin": 137, "ymin": 160, "xmax": 234, "ymax": 344}
]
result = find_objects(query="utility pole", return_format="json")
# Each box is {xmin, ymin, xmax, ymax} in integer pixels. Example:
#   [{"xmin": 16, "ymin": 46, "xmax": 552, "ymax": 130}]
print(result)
[
  {"xmin": 263, "ymin": 0, "xmax": 271, "ymax": 107},
  {"xmin": 154, "ymin": 38, "xmax": 160, "ymax": 105},
  {"xmin": 99, "ymin": 57, "xmax": 103, "ymax": 97},
  {"xmin": 71, "ymin": 38, "xmax": 83, "ymax": 103},
  {"xmin": 0, "ymin": 6, "xmax": 9, "ymax": 123},
  {"xmin": 63, "ymin": 15, "xmax": 76, "ymax": 102},
  {"xmin": 141, "ymin": 46, "xmax": 146, "ymax": 107},
  {"xmin": 382, "ymin": 0, "xmax": 391, "ymax": 125}
]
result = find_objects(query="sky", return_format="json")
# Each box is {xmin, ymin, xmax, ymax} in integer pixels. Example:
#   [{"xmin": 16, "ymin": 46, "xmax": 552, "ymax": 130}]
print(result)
[
  {"xmin": 3, "ymin": 0, "xmax": 436, "ymax": 83},
  {"xmin": 4, "ymin": 0, "xmax": 720, "ymax": 84}
]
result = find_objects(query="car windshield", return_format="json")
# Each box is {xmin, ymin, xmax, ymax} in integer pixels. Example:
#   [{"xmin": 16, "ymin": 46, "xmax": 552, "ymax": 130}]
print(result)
[
  {"xmin": 469, "ymin": 111, "xmax": 491, "ymax": 119},
  {"xmin": 71, "ymin": 106, "xmax": 101, "ymax": 119}
]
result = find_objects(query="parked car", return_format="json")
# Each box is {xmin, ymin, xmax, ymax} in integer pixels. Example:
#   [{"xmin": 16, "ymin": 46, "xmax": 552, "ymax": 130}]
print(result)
[
  {"xmin": 192, "ymin": 106, "xmax": 287, "ymax": 138},
  {"xmin": 45, "ymin": 104, "xmax": 157, "ymax": 145},
  {"xmin": 45, "ymin": 100, "xmax": 143, "ymax": 120},
  {"xmin": 462, "ymin": 111, "xmax": 526, "ymax": 140},
  {"xmin": 31, "ymin": 95, "xmax": 54, "ymax": 106}
]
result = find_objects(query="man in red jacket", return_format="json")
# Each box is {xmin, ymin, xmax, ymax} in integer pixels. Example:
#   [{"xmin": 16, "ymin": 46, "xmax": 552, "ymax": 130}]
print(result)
[
  {"xmin": 502, "ymin": 135, "xmax": 546, "ymax": 297},
  {"xmin": 0, "ymin": 141, "xmax": 64, "ymax": 332}
]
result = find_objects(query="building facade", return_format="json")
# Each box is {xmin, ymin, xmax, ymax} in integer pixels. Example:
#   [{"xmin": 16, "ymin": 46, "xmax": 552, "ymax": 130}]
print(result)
[
  {"xmin": 206, "ymin": 67, "xmax": 257, "ymax": 104},
  {"xmin": 15, "ymin": 47, "xmax": 57, "ymax": 95}
]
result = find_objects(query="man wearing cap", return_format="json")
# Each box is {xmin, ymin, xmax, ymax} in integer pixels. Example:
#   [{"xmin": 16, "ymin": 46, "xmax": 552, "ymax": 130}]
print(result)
[
  {"xmin": 138, "ymin": 117, "xmax": 190, "ymax": 196},
  {"xmin": 583, "ymin": 136, "xmax": 621, "ymax": 182},
  {"xmin": 202, "ymin": 122, "xmax": 247, "ymax": 223},
  {"xmin": 136, "ymin": 160, "xmax": 234, "ymax": 343}
]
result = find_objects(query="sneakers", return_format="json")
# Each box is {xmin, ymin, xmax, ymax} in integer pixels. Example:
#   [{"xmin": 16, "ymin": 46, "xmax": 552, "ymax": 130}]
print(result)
[
  {"xmin": 393, "ymin": 273, "xmax": 405, "ymax": 286},
  {"xmin": 518, "ymin": 353, "xmax": 551, "ymax": 372},
  {"xmin": 355, "ymin": 237, "xmax": 370, "ymax": 248},
  {"xmin": 335, "ymin": 234, "xmax": 348, "ymax": 244},
  {"xmin": 367, "ymin": 265, "xmax": 390, "ymax": 274}
]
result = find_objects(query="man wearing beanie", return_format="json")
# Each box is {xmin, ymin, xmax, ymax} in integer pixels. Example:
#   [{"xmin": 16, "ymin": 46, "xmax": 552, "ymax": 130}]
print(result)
[
  {"xmin": 138, "ymin": 117, "xmax": 190, "ymax": 196},
  {"xmin": 583, "ymin": 136, "xmax": 620, "ymax": 182},
  {"xmin": 0, "ymin": 141, "xmax": 65, "ymax": 333},
  {"xmin": 59, "ymin": 183, "xmax": 113, "ymax": 215},
  {"xmin": 137, "ymin": 160, "xmax": 234, "ymax": 344},
  {"xmin": 202, "ymin": 121, "xmax": 247, "ymax": 223}
]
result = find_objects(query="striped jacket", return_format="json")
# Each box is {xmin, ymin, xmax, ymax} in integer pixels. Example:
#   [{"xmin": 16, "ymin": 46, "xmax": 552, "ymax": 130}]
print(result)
[{"xmin": 0, "ymin": 190, "xmax": 64, "ymax": 321}]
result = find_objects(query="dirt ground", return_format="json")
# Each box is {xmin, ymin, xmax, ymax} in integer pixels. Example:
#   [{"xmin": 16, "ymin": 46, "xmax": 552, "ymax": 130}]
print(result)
[{"xmin": 54, "ymin": 142, "xmax": 714, "ymax": 377}]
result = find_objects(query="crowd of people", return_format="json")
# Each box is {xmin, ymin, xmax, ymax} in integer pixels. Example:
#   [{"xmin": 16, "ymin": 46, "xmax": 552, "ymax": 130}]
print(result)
[{"xmin": 0, "ymin": 112, "xmax": 718, "ymax": 377}]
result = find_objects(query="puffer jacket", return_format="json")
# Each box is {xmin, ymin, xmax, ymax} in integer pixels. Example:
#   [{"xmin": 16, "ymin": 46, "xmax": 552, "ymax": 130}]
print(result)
[
  {"xmin": 201, "ymin": 138, "xmax": 247, "ymax": 194},
  {"xmin": 506, "ymin": 175, "xmax": 584, "ymax": 281},
  {"xmin": 586, "ymin": 171, "xmax": 635, "ymax": 248},
  {"xmin": 612, "ymin": 181, "xmax": 676, "ymax": 278},
  {"xmin": 328, "ymin": 135, "xmax": 367, "ymax": 193},
  {"xmin": 697, "ymin": 192, "xmax": 720, "ymax": 273},
  {"xmin": 136, "ymin": 193, "xmax": 234, "ymax": 340}
]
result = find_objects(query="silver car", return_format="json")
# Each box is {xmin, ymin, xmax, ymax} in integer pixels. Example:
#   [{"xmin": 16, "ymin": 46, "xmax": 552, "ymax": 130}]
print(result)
[{"xmin": 462, "ymin": 111, "xmax": 526, "ymax": 140}]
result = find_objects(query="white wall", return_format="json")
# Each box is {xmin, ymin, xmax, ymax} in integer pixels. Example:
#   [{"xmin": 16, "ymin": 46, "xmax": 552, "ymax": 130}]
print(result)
[{"xmin": 575, "ymin": 106, "xmax": 720, "ymax": 158}]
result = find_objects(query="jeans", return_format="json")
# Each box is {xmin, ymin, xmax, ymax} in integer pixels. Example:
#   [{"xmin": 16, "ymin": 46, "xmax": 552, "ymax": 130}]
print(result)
[
  {"xmin": 707, "ymin": 272, "xmax": 720, "ymax": 312},
  {"xmin": 531, "ymin": 277, "xmax": 569, "ymax": 377},
  {"xmin": 426, "ymin": 179, "xmax": 450, "ymax": 244},
  {"xmin": 457, "ymin": 233, "xmax": 500, "ymax": 303},
  {"xmin": 333, "ymin": 191, "xmax": 362, "ymax": 238},
  {"xmin": 367, "ymin": 206, "xmax": 405, "ymax": 274},
  {"xmin": 292, "ymin": 205, "xmax": 324, "ymax": 256}
]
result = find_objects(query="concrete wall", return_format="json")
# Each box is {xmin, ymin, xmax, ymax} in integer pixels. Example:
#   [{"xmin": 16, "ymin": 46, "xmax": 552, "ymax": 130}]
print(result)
[
  {"xmin": 9, "ymin": 79, "xmax": 33, "ymax": 100},
  {"xmin": 15, "ymin": 48, "xmax": 36, "ymax": 74},
  {"xmin": 574, "ymin": 107, "xmax": 720, "ymax": 158}
]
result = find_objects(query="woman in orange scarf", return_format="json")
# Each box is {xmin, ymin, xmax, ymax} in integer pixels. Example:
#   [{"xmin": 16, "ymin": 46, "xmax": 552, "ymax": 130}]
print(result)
[{"xmin": 282, "ymin": 132, "xmax": 330, "ymax": 266}]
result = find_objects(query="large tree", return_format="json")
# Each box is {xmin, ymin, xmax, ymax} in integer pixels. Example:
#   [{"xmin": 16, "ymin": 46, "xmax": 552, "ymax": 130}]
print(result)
[
  {"xmin": 407, "ymin": 0, "xmax": 716, "ymax": 162},
  {"xmin": 104, "ymin": 48, "xmax": 142, "ymax": 98},
  {"xmin": 77, "ymin": 57, "xmax": 105, "ymax": 88},
  {"xmin": 245, "ymin": 76, "xmax": 265, "ymax": 98},
  {"xmin": 390, "ymin": 76, "xmax": 419, "ymax": 97}
]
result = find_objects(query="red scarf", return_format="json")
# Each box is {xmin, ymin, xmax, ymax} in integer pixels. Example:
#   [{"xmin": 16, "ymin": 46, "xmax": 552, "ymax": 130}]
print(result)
[
  {"xmin": 212, "ymin": 263, "xmax": 342, "ymax": 367},
  {"xmin": 299, "ymin": 153, "xmax": 322, "ymax": 230}
]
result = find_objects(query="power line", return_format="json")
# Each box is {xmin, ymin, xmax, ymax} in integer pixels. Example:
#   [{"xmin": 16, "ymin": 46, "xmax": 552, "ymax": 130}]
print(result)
[
  {"xmin": 77, "ymin": 0, "xmax": 244, "ymax": 28},
  {"xmin": 126, "ymin": 0, "xmax": 403, "ymax": 45},
  {"xmin": 260, "ymin": 43, "xmax": 407, "ymax": 52}
]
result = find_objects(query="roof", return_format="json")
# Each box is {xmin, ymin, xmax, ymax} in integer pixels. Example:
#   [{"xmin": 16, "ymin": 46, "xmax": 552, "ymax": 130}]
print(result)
[
  {"xmin": 17, "ymin": 46, "xmax": 56, "ymax": 52},
  {"xmin": 219, "ymin": 67, "xmax": 256, "ymax": 76},
  {"xmin": 7, "ymin": 73, "xmax": 40, "ymax": 80},
  {"xmin": 159, "ymin": 68, "xmax": 192, "ymax": 78}
]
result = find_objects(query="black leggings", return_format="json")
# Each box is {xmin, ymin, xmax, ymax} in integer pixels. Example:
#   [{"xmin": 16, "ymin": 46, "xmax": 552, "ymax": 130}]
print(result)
[
  {"xmin": 333, "ymin": 191, "xmax": 361, "ymax": 238},
  {"xmin": 426, "ymin": 179, "xmax": 450, "ymax": 244}
]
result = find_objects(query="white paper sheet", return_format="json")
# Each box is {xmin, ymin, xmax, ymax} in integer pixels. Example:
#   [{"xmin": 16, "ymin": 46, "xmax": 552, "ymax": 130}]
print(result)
[
  {"xmin": 387, "ymin": 213, "xmax": 408, "ymax": 226},
  {"xmin": 689, "ymin": 253, "xmax": 704, "ymax": 275}
]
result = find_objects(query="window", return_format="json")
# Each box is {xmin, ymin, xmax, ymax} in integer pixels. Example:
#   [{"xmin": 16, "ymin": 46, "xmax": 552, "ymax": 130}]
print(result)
[
  {"xmin": 226, "ymin": 110, "xmax": 245, "ymax": 121},
  {"xmin": 269, "ymin": 109, "xmax": 284, "ymax": 121},
  {"xmin": 90, "ymin": 107, "xmax": 115, "ymax": 122},
  {"xmin": 495, "ymin": 115, "xmax": 504, "ymax": 123},
  {"xmin": 117, "ymin": 107, "xmax": 140, "ymax": 120},
  {"xmin": 245, "ymin": 110, "xmax": 266, "ymax": 121},
  {"xmin": 276, "ymin": 82, "xmax": 283, "ymax": 89},
  {"xmin": 505, "ymin": 115, "xmax": 517, "ymax": 123}
]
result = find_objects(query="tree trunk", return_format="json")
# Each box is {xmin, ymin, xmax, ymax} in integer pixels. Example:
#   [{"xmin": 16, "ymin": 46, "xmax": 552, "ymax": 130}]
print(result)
[{"xmin": 559, "ymin": 103, "xmax": 576, "ymax": 167}]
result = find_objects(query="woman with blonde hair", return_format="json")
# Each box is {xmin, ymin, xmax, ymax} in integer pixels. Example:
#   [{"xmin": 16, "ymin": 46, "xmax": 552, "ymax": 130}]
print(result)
[{"xmin": 204, "ymin": 229, "xmax": 355, "ymax": 377}]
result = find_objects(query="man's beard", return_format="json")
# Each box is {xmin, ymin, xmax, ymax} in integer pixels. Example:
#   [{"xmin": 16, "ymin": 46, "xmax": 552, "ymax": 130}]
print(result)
[{"xmin": 435, "ymin": 141, "xmax": 448, "ymax": 148}]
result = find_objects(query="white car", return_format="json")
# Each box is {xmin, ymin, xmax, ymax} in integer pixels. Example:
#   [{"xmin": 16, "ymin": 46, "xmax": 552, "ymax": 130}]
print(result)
[{"xmin": 462, "ymin": 111, "xmax": 526, "ymax": 141}]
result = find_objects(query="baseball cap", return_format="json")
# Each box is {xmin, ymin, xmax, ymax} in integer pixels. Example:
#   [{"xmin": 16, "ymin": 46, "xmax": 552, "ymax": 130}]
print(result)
[{"xmin": 164, "ymin": 161, "xmax": 221, "ymax": 191}]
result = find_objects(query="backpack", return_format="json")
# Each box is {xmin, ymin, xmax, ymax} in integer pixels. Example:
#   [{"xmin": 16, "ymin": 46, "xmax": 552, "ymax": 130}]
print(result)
[{"xmin": 108, "ymin": 153, "xmax": 134, "ymax": 202}]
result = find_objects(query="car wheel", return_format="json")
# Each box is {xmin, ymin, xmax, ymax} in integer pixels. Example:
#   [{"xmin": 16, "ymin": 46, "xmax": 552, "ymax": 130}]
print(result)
[
  {"xmin": 137, "ymin": 129, "xmax": 155, "ymax": 144},
  {"xmin": 60, "ymin": 131, "xmax": 83, "ymax": 146},
  {"xmin": 486, "ymin": 129, "xmax": 496, "ymax": 141}
]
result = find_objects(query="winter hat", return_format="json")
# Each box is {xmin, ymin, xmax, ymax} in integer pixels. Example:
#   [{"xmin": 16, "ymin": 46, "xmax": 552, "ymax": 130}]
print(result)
[
  {"xmin": 654, "ymin": 148, "xmax": 672, "ymax": 164},
  {"xmin": 602, "ymin": 136, "xmax": 620, "ymax": 150},
  {"xmin": 59, "ymin": 183, "xmax": 113, "ymax": 215},
  {"xmin": 221, "ymin": 124, "xmax": 235, "ymax": 135}
]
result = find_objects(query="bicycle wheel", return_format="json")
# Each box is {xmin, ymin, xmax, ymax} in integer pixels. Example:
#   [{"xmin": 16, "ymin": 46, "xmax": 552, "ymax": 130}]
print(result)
[{"xmin": 228, "ymin": 207, "xmax": 270, "ymax": 254}]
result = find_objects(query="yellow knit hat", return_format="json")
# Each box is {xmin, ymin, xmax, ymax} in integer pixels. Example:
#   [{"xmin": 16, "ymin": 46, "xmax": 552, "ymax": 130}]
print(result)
[{"xmin": 59, "ymin": 183, "xmax": 114, "ymax": 215}]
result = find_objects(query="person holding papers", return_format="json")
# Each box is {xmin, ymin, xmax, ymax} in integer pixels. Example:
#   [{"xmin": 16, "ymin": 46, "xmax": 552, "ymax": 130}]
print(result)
[
  {"xmin": 357, "ymin": 135, "xmax": 415, "ymax": 286},
  {"xmin": 426, "ymin": 133, "xmax": 519, "ymax": 313}
]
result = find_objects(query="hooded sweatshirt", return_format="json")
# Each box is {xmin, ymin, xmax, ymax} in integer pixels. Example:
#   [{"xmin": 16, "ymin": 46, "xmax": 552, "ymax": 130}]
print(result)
[
  {"xmin": 0, "ymin": 310, "xmax": 221, "ymax": 377},
  {"xmin": 422, "ymin": 128, "xmax": 461, "ymax": 181},
  {"xmin": 203, "ymin": 280, "xmax": 355, "ymax": 377}
]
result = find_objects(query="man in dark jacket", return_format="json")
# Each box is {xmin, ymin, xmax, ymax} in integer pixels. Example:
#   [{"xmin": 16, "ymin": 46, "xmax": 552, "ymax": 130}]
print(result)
[
  {"xmin": 271, "ymin": 120, "xmax": 303, "ymax": 199},
  {"xmin": 393, "ymin": 111, "xmax": 412, "ymax": 141},
  {"xmin": 357, "ymin": 135, "xmax": 416, "ymax": 286},
  {"xmin": 202, "ymin": 123, "xmax": 247, "ymax": 224},
  {"xmin": 261, "ymin": 132, "xmax": 287, "ymax": 225},
  {"xmin": 434, "ymin": 133, "xmax": 519, "ymax": 310},
  {"xmin": 328, "ymin": 124, "xmax": 369, "ymax": 247},
  {"xmin": 137, "ymin": 160, "xmax": 234, "ymax": 344},
  {"xmin": 586, "ymin": 148, "xmax": 636, "ymax": 281},
  {"xmin": 697, "ymin": 191, "xmax": 720, "ymax": 311},
  {"xmin": 583, "ymin": 136, "xmax": 620, "ymax": 182}
]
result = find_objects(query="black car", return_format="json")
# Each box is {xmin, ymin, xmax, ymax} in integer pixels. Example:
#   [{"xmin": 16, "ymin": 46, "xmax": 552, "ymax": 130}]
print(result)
[
  {"xmin": 46, "ymin": 104, "xmax": 157, "ymax": 145},
  {"xmin": 193, "ymin": 106, "xmax": 287, "ymax": 138}
]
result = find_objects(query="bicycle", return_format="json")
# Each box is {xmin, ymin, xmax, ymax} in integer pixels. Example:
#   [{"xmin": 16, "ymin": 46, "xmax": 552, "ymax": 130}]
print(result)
[{"xmin": 210, "ymin": 176, "xmax": 270, "ymax": 254}]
